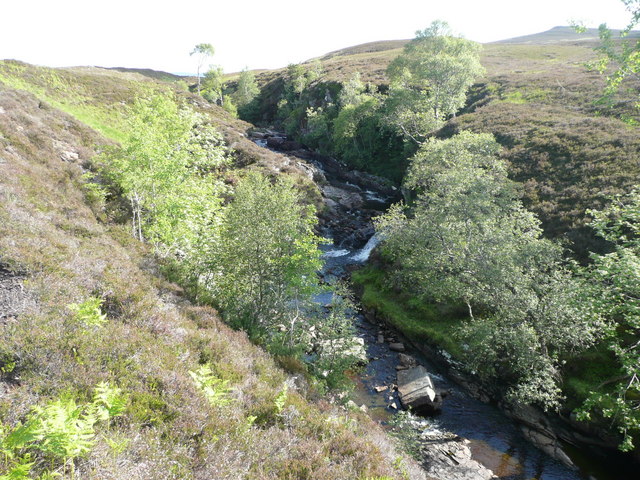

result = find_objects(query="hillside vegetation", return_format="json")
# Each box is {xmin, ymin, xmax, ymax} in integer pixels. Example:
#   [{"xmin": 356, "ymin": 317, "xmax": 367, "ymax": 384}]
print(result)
[
  {"xmin": 0, "ymin": 68, "xmax": 424, "ymax": 479},
  {"xmin": 241, "ymin": 27, "xmax": 640, "ymax": 256}
]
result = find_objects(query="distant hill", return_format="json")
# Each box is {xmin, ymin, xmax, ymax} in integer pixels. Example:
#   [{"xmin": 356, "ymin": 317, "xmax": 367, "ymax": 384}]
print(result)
[
  {"xmin": 492, "ymin": 25, "xmax": 640, "ymax": 45},
  {"xmin": 105, "ymin": 66, "xmax": 185, "ymax": 82},
  {"xmin": 317, "ymin": 40, "xmax": 409, "ymax": 61}
]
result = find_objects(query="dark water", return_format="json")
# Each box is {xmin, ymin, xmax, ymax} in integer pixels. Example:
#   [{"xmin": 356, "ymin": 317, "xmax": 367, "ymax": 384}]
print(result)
[{"xmin": 319, "ymin": 240, "xmax": 635, "ymax": 480}]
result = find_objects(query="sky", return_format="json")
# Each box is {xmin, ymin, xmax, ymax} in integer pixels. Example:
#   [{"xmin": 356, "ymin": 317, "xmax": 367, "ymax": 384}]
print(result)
[{"xmin": 0, "ymin": 0, "xmax": 634, "ymax": 74}]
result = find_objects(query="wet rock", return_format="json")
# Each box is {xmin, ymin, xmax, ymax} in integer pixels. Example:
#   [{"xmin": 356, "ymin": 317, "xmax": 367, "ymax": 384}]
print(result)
[
  {"xmin": 399, "ymin": 353, "xmax": 417, "ymax": 367},
  {"xmin": 520, "ymin": 426, "xmax": 576, "ymax": 469},
  {"xmin": 374, "ymin": 385, "xmax": 388, "ymax": 393},
  {"xmin": 266, "ymin": 136, "xmax": 286, "ymax": 148},
  {"xmin": 397, "ymin": 366, "xmax": 443, "ymax": 414},
  {"xmin": 389, "ymin": 342, "xmax": 406, "ymax": 352},
  {"xmin": 321, "ymin": 185, "xmax": 364, "ymax": 210},
  {"xmin": 377, "ymin": 334, "xmax": 384, "ymax": 343}
]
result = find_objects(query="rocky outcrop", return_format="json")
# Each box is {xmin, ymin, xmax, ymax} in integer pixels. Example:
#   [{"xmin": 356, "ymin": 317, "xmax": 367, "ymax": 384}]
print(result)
[
  {"xmin": 318, "ymin": 337, "xmax": 368, "ymax": 364},
  {"xmin": 0, "ymin": 263, "xmax": 31, "ymax": 323},
  {"xmin": 422, "ymin": 435, "xmax": 496, "ymax": 480},
  {"xmin": 397, "ymin": 366, "xmax": 443, "ymax": 414}
]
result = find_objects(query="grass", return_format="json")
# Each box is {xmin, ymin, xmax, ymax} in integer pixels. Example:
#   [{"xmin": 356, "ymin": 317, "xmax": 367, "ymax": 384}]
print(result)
[{"xmin": 352, "ymin": 266, "xmax": 466, "ymax": 359}]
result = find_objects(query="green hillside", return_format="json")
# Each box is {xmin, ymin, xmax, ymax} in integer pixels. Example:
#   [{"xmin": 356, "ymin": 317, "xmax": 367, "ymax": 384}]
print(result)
[
  {"xmin": 243, "ymin": 28, "xmax": 640, "ymax": 256},
  {"xmin": 0, "ymin": 63, "xmax": 422, "ymax": 479}
]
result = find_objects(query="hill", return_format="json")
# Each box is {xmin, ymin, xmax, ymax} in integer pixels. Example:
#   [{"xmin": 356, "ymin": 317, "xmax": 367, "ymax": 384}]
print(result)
[
  {"xmin": 493, "ymin": 25, "xmax": 640, "ymax": 45},
  {"xmin": 243, "ymin": 27, "xmax": 640, "ymax": 256},
  {"xmin": 0, "ymin": 63, "xmax": 425, "ymax": 479}
]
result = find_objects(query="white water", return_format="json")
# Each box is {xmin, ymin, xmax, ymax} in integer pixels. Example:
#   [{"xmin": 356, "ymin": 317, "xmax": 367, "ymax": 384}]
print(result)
[
  {"xmin": 350, "ymin": 234, "xmax": 381, "ymax": 262},
  {"xmin": 322, "ymin": 248, "xmax": 350, "ymax": 258}
]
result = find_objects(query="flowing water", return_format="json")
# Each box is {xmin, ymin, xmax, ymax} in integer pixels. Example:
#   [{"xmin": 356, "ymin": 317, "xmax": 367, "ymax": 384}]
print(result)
[
  {"xmin": 321, "ymin": 238, "xmax": 637, "ymax": 480},
  {"xmin": 252, "ymin": 137, "xmax": 635, "ymax": 480}
]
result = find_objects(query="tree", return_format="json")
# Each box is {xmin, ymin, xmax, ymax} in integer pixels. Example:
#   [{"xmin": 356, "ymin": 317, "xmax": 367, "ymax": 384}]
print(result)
[
  {"xmin": 232, "ymin": 68, "xmax": 259, "ymax": 108},
  {"xmin": 201, "ymin": 65, "xmax": 224, "ymax": 105},
  {"xmin": 190, "ymin": 43, "xmax": 215, "ymax": 95},
  {"xmin": 209, "ymin": 172, "xmax": 323, "ymax": 342},
  {"xmin": 577, "ymin": 189, "xmax": 640, "ymax": 450},
  {"xmin": 376, "ymin": 132, "xmax": 604, "ymax": 409},
  {"xmin": 384, "ymin": 21, "xmax": 484, "ymax": 143},
  {"xmin": 103, "ymin": 93, "xmax": 227, "ymax": 271},
  {"xmin": 576, "ymin": 0, "xmax": 640, "ymax": 109}
]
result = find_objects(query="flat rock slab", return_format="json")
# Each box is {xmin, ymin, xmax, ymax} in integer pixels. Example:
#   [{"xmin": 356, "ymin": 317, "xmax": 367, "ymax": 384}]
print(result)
[
  {"xmin": 389, "ymin": 342, "xmax": 405, "ymax": 352},
  {"xmin": 397, "ymin": 366, "xmax": 440, "ymax": 413}
]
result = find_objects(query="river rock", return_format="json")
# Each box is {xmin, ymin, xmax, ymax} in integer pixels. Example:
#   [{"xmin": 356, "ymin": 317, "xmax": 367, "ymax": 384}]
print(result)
[
  {"xmin": 266, "ymin": 136, "xmax": 286, "ymax": 148},
  {"xmin": 421, "ymin": 435, "xmax": 495, "ymax": 480},
  {"xmin": 321, "ymin": 185, "xmax": 364, "ymax": 210},
  {"xmin": 520, "ymin": 426, "xmax": 576, "ymax": 469},
  {"xmin": 389, "ymin": 342, "xmax": 405, "ymax": 352},
  {"xmin": 399, "ymin": 353, "xmax": 417, "ymax": 367},
  {"xmin": 397, "ymin": 366, "xmax": 443, "ymax": 414},
  {"xmin": 318, "ymin": 337, "xmax": 368, "ymax": 364}
]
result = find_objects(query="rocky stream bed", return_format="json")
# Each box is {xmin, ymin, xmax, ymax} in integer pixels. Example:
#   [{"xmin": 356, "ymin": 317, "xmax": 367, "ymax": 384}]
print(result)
[{"xmin": 250, "ymin": 130, "xmax": 636, "ymax": 480}]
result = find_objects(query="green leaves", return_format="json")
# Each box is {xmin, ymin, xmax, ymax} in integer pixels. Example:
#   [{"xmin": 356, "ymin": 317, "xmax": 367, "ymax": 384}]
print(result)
[
  {"xmin": 0, "ymin": 383, "xmax": 127, "ymax": 477},
  {"xmin": 385, "ymin": 20, "xmax": 485, "ymax": 143},
  {"xmin": 377, "ymin": 132, "xmax": 605, "ymax": 409},
  {"xmin": 189, "ymin": 364, "xmax": 233, "ymax": 407},
  {"xmin": 577, "ymin": 189, "xmax": 640, "ymax": 450},
  {"xmin": 68, "ymin": 297, "xmax": 107, "ymax": 328}
]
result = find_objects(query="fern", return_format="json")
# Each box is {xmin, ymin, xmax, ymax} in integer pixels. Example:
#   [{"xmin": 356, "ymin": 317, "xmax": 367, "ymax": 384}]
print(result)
[
  {"xmin": 32, "ymin": 399, "xmax": 96, "ymax": 460},
  {"xmin": 0, "ymin": 455, "xmax": 34, "ymax": 480},
  {"xmin": 189, "ymin": 364, "xmax": 233, "ymax": 406},
  {"xmin": 274, "ymin": 384, "xmax": 288, "ymax": 414},
  {"xmin": 91, "ymin": 382, "xmax": 127, "ymax": 422},
  {"xmin": 68, "ymin": 297, "xmax": 107, "ymax": 328}
]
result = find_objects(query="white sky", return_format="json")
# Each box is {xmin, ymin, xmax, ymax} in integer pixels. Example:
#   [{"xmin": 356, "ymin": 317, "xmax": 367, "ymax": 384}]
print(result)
[{"xmin": 0, "ymin": 0, "xmax": 633, "ymax": 74}]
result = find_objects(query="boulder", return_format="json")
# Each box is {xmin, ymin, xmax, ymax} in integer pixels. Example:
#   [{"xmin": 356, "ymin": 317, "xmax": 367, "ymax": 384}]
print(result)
[
  {"xmin": 389, "ymin": 342, "xmax": 405, "ymax": 352},
  {"xmin": 266, "ymin": 136, "xmax": 286, "ymax": 148},
  {"xmin": 321, "ymin": 185, "xmax": 364, "ymax": 210},
  {"xmin": 318, "ymin": 337, "xmax": 368, "ymax": 364},
  {"xmin": 398, "ymin": 353, "xmax": 417, "ymax": 367},
  {"xmin": 397, "ymin": 366, "xmax": 443, "ymax": 414}
]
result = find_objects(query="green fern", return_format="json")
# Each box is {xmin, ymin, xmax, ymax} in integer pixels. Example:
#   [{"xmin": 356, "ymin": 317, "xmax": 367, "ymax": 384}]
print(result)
[
  {"xmin": 91, "ymin": 382, "xmax": 127, "ymax": 422},
  {"xmin": 68, "ymin": 297, "xmax": 107, "ymax": 328},
  {"xmin": 189, "ymin": 364, "xmax": 233, "ymax": 406},
  {"xmin": 274, "ymin": 384, "xmax": 288, "ymax": 414},
  {"xmin": 0, "ymin": 455, "xmax": 34, "ymax": 480}
]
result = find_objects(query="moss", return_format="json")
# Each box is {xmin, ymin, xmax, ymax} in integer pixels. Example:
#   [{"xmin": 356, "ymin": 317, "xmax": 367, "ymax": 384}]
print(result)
[{"xmin": 352, "ymin": 266, "xmax": 466, "ymax": 359}]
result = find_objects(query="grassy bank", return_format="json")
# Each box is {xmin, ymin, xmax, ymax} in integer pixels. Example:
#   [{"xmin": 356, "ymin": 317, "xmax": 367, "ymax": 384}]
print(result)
[{"xmin": 351, "ymin": 266, "xmax": 466, "ymax": 359}]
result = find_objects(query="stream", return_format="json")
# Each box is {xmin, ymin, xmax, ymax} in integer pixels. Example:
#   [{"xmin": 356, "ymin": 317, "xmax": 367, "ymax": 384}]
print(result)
[{"xmin": 252, "ymin": 133, "xmax": 635, "ymax": 480}]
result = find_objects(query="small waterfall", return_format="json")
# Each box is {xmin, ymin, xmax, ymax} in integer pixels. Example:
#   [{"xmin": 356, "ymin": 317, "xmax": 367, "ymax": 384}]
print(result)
[{"xmin": 351, "ymin": 234, "xmax": 381, "ymax": 262}]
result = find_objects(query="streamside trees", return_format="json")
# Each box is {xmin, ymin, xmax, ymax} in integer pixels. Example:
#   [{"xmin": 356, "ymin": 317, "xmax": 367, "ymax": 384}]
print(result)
[
  {"xmin": 384, "ymin": 21, "xmax": 485, "ymax": 143},
  {"xmin": 209, "ymin": 172, "xmax": 323, "ymax": 343},
  {"xmin": 376, "ymin": 132, "xmax": 604, "ymax": 409},
  {"xmin": 578, "ymin": 190, "xmax": 640, "ymax": 450}
]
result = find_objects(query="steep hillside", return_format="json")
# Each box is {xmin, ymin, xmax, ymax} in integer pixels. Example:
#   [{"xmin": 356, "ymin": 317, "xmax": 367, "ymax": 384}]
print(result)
[{"xmin": 0, "ymin": 82, "xmax": 425, "ymax": 479}]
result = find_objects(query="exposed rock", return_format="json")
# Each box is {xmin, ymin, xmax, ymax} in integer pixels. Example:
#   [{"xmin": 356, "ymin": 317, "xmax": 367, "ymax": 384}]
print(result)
[
  {"xmin": 321, "ymin": 185, "xmax": 364, "ymax": 210},
  {"xmin": 0, "ymin": 263, "xmax": 31, "ymax": 323},
  {"xmin": 399, "ymin": 353, "xmax": 417, "ymax": 367},
  {"xmin": 520, "ymin": 426, "xmax": 576, "ymax": 469},
  {"xmin": 374, "ymin": 385, "xmax": 388, "ymax": 393},
  {"xmin": 421, "ymin": 434, "xmax": 495, "ymax": 480},
  {"xmin": 377, "ymin": 334, "xmax": 384, "ymax": 343},
  {"xmin": 318, "ymin": 337, "xmax": 368, "ymax": 364},
  {"xmin": 389, "ymin": 342, "xmax": 406, "ymax": 352},
  {"xmin": 397, "ymin": 366, "xmax": 443, "ymax": 414},
  {"xmin": 266, "ymin": 136, "xmax": 286, "ymax": 148}
]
